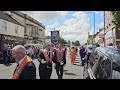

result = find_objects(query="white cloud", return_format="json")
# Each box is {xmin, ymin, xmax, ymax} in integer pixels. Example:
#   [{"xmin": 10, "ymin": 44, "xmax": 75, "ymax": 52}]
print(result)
[
  {"xmin": 45, "ymin": 28, "xmax": 51, "ymax": 36},
  {"xmin": 21, "ymin": 11, "xmax": 68, "ymax": 23},
  {"xmin": 89, "ymin": 27, "xmax": 94, "ymax": 35},
  {"xmin": 56, "ymin": 11, "xmax": 90, "ymax": 44},
  {"xmin": 21, "ymin": 11, "xmax": 93, "ymax": 45},
  {"xmin": 46, "ymin": 22, "xmax": 60, "ymax": 29},
  {"xmin": 21, "ymin": 11, "xmax": 68, "ymax": 38},
  {"xmin": 97, "ymin": 22, "xmax": 104, "ymax": 29}
]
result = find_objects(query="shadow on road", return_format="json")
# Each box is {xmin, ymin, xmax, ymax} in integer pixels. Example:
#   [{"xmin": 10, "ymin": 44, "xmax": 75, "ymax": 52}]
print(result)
[
  {"xmin": 63, "ymin": 70, "xmax": 68, "ymax": 72},
  {"xmin": 64, "ymin": 72, "xmax": 77, "ymax": 76},
  {"xmin": 4, "ymin": 63, "xmax": 12, "ymax": 67},
  {"xmin": 73, "ymin": 64, "xmax": 81, "ymax": 66},
  {"xmin": 74, "ymin": 61, "xmax": 80, "ymax": 63}
]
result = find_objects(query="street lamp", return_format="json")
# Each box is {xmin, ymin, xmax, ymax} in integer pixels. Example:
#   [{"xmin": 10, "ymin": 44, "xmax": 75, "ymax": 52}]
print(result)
[
  {"xmin": 104, "ymin": 11, "xmax": 106, "ymax": 47},
  {"xmin": 88, "ymin": 12, "xmax": 95, "ymax": 43}
]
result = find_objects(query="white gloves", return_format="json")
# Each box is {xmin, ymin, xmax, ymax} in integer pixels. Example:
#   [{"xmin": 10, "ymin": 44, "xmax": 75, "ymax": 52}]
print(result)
[
  {"xmin": 60, "ymin": 61, "xmax": 64, "ymax": 65},
  {"xmin": 41, "ymin": 59, "xmax": 47, "ymax": 64}
]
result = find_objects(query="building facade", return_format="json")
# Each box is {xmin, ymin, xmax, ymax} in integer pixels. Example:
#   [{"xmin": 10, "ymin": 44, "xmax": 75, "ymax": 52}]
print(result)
[
  {"xmin": 0, "ymin": 11, "xmax": 24, "ymax": 50},
  {"xmin": 105, "ymin": 11, "xmax": 120, "ymax": 49},
  {"xmin": 4, "ymin": 11, "xmax": 45, "ymax": 45},
  {"xmin": 94, "ymin": 32, "xmax": 99, "ymax": 44},
  {"xmin": 97, "ymin": 29, "xmax": 105, "ymax": 47},
  {"xmin": 45, "ymin": 36, "xmax": 51, "ymax": 45},
  {"xmin": 87, "ymin": 35, "xmax": 94, "ymax": 45}
]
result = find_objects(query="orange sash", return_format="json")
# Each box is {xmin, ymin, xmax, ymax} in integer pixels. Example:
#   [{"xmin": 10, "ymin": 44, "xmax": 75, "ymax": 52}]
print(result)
[
  {"xmin": 12, "ymin": 56, "xmax": 32, "ymax": 79},
  {"xmin": 42, "ymin": 50, "xmax": 52, "ymax": 63},
  {"xmin": 56, "ymin": 48, "xmax": 65, "ymax": 62}
]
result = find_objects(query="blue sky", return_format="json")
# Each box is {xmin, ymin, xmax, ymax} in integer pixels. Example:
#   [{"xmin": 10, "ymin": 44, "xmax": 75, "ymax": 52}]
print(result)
[
  {"xmin": 42, "ymin": 11, "xmax": 104, "ymax": 33},
  {"xmin": 22, "ymin": 11, "xmax": 104, "ymax": 45}
]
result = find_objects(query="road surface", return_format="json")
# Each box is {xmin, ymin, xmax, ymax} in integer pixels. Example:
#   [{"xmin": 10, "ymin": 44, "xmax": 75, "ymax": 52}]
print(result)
[{"xmin": 0, "ymin": 51, "xmax": 83, "ymax": 79}]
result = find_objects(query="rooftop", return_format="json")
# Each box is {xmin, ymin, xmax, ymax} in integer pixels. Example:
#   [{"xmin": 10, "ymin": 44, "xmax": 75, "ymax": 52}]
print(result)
[{"xmin": 0, "ymin": 11, "xmax": 23, "ymax": 26}]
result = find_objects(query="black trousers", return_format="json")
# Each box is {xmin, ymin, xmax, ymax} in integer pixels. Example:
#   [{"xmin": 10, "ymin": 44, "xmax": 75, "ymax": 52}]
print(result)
[
  {"xmin": 55, "ymin": 62, "xmax": 63, "ymax": 79},
  {"xmin": 4, "ymin": 56, "xmax": 8, "ymax": 65},
  {"xmin": 39, "ymin": 63, "xmax": 52, "ymax": 79}
]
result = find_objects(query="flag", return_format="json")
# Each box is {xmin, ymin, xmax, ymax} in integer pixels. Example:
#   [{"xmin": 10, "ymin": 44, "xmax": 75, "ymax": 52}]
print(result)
[{"xmin": 51, "ymin": 31, "xmax": 60, "ymax": 45}]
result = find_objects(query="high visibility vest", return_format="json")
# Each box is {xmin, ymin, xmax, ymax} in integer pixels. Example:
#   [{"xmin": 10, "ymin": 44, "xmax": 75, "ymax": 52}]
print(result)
[
  {"xmin": 56, "ymin": 48, "xmax": 65, "ymax": 62},
  {"xmin": 12, "ymin": 56, "xmax": 32, "ymax": 79},
  {"xmin": 41, "ymin": 50, "xmax": 52, "ymax": 63}
]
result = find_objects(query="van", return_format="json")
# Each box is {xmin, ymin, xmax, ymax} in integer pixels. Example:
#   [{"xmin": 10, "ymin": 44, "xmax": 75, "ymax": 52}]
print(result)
[{"xmin": 83, "ymin": 47, "xmax": 120, "ymax": 79}]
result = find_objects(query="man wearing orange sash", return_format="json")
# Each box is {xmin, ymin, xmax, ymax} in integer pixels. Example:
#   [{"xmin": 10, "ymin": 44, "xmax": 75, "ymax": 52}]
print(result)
[
  {"xmin": 54, "ymin": 44, "xmax": 66, "ymax": 79},
  {"xmin": 12, "ymin": 45, "xmax": 36, "ymax": 79},
  {"xmin": 38, "ymin": 44, "xmax": 55, "ymax": 79}
]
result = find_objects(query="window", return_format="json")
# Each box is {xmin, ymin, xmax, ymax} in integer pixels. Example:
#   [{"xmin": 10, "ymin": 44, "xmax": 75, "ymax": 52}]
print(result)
[
  {"xmin": 2, "ymin": 21, "xmax": 7, "ymax": 32},
  {"xmin": 15, "ymin": 26, "xmax": 18, "ymax": 34}
]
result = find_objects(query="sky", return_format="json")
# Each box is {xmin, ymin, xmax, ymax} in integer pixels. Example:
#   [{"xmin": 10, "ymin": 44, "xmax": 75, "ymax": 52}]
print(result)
[{"xmin": 21, "ymin": 11, "xmax": 104, "ymax": 45}]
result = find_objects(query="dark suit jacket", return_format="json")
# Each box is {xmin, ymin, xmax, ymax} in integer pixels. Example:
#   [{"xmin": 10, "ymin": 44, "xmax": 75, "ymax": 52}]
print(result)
[
  {"xmin": 19, "ymin": 61, "xmax": 36, "ymax": 79},
  {"xmin": 38, "ymin": 50, "xmax": 55, "ymax": 70}
]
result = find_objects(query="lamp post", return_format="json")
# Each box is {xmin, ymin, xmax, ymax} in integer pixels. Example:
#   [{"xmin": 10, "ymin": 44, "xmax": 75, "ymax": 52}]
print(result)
[
  {"xmin": 104, "ymin": 11, "xmax": 106, "ymax": 47},
  {"xmin": 88, "ymin": 12, "xmax": 95, "ymax": 43}
]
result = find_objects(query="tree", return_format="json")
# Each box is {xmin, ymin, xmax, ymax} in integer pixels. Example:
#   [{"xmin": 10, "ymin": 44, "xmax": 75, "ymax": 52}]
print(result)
[
  {"xmin": 74, "ymin": 40, "xmax": 80, "ymax": 46},
  {"xmin": 72, "ymin": 41, "xmax": 75, "ymax": 45},
  {"xmin": 60, "ymin": 37, "xmax": 67, "ymax": 44},
  {"xmin": 111, "ymin": 11, "xmax": 120, "ymax": 26},
  {"xmin": 64, "ymin": 40, "xmax": 67, "ymax": 44},
  {"xmin": 60, "ymin": 37, "xmax": 64, "ymax": 44},
  {"xmin": 68, "ymin": 40, "xmax": 70, "ymax": 45}
]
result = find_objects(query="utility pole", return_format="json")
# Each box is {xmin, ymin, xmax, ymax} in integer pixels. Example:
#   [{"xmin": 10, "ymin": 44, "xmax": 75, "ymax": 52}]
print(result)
[
  {"xmin": 104, "ymin": 11, "xmax": 106, "ymax": 47},
  {"xmin": 94, "ymin": 12, "xmax": 95, "ymax": 43}
]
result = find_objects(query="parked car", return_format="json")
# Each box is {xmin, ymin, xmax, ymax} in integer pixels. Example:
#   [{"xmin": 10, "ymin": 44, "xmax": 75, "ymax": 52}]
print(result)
[{"xmin": 83, "ymin": 47, "xmax": 120, "ymax": 79}]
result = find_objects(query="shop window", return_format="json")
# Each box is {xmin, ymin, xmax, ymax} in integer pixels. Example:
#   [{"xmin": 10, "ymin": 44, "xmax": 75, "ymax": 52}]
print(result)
[
  {"xmin": 2, "ymin": 21, "xmax": 7, "ymax": 32},
  {"xmin": 15, "ymin": 26, "xmax": 18, "ymax": 34}
]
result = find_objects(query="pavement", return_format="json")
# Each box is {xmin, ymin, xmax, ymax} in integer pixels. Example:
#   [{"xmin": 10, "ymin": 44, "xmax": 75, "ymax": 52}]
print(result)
[{"xmin": 0, "ymin": 52, "xmax": 83, "ymax": 79}]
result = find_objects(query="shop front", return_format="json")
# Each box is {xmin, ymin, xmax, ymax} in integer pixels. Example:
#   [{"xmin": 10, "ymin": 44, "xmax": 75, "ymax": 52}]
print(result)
[
  {"xmin": 0, "ymin": 34, "xmax": 24, "ymax": 50},
  {"xmin": 105, "ymin": 28, "xmax": 115, "ymax": 47}
]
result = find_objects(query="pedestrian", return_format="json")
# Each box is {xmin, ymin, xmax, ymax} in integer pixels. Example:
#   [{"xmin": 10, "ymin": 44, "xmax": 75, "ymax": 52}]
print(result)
[
  {"xmin": 12, "ymin": 45, "xmax": 36, "ymax": 79},
  {"xmin": 2, "ymin": 46, "xmax": 9, "ymax": 65},
  {"xmin": 79, "ymin": 45, "xmax": 86, "ymax": 66},
  {"xmin": 75, "ymin": 47, "xmax": 78, "ymax": 55},
  {"xmin": 70, "ymin": 47, "xmax": 76, "ymax": 65},
  {"xmin": 54, "ymin": 44, "xmax": 66, "ymax": 79},
  {"xmin": 7, "ymin": 46, "xmax": 11, "ymax": 63},
  {"xmin": 38, "ymin": 44, "xmax": 55, "ymax": 79}
]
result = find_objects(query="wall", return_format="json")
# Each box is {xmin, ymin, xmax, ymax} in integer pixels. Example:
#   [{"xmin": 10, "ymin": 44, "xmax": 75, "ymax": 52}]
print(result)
[{"xmin": 0, "ymin": 18, "xmax": 24, "ymax": 38}]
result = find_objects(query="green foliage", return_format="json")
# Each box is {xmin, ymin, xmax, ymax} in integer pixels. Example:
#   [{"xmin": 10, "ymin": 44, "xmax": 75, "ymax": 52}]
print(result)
[
  {"xmin": 74, "ymin": 40, "xmax": 80, "ymax": 46},
  {"xmin": 111, "ymin": 11, "xmax": 120, "ymax": 26}
]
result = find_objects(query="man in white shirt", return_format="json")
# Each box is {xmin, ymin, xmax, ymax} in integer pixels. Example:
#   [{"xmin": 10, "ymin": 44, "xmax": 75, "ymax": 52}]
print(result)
[{"xmin": 12, "ymin": 45, "xmax": 36, "ymax": 79}]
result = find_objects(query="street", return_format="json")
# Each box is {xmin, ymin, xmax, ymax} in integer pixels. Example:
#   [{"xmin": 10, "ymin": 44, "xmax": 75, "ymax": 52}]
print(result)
[{"xmin": 0, "ymin": 52, "xmax": 83, "ymax": 79}]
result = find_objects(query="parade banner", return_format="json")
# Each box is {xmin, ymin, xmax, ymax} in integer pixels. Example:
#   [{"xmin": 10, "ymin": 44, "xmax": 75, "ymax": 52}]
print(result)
[{"xmin": 51, "ymin": 31, "xmax": 60, "ymax": 45}]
